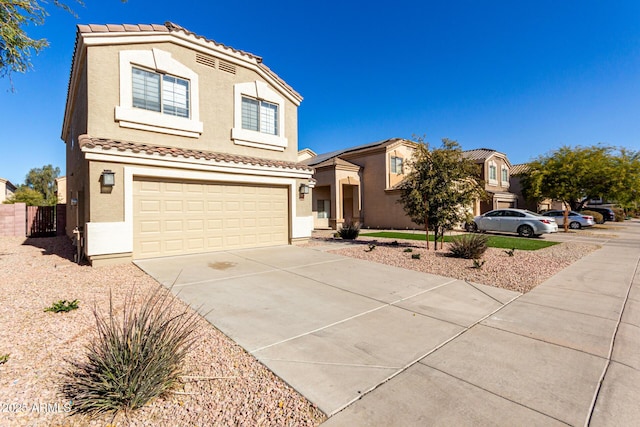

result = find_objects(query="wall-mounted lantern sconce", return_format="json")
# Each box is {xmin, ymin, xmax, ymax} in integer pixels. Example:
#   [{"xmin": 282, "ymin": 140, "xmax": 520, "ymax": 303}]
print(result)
[
  {"xmin": 101, "ymin": 170, "xmax": 115, "ymax": 187},
  {"xmin": 299, "ymin": 183, "xmax": 309, "ymax": 196}
]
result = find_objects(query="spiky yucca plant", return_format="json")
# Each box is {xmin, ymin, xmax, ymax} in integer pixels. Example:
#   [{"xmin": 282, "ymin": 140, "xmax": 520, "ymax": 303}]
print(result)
[
  {"xmin": 61, "ymin": 286, "xmax": 199, "ymax": 416},
  {"xmin": 449, "ymin": 234, "xmax": 489, "ymax": 259},
  {"xmin": 337, "ymin": 221, "xmax": 360, "ymax": 240}
]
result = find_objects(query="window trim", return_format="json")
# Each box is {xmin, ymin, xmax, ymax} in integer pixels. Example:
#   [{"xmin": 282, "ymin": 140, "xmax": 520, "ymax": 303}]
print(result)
[
  {"xmin": 488, "ymin": 161, "xmax": 498, "ymax": 185},
  {"xmin": 116, "ymin": 49, "xmax": 203, "ymax": 138},
  {"xmin": 390, "ymin": 156, "xmax": 404, "ymax": 174},
  {"xmin": 501, "ymin": 165, "xmax": 509, "ymax": 187},
  {"xmin": 232, "ymin": 81, "xmax": 288, "ymax": 151}
]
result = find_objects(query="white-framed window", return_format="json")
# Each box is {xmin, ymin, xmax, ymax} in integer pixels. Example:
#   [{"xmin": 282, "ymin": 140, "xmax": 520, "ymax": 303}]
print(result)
[
  {"xmin": 232, "ymin": 81, "xmax": 288, "ymax": 151},
  {"xmin": 501, "ymin": 165, "xmax": 509, "ymax": 186},
  {"xmin": 241, "ymin": 97, "xmax": 278, "ymax": 135},
  {"xmin": 132, "ymin": 67, "xmax": 190, "ymax": 118},
  {"xmin": 390, "ymin": 156, "xmax": 403, "ymax": 174},
  {"xmin": 116, "ymin": 49, "xmax": 203, "ymax": 138},
  {"xmin": 488, "ymin": 161, "xmax": 498, "ymax": 184},
  {"xmin": 317, "ymin": 199, "xmax": 330, "ymax": 219}
]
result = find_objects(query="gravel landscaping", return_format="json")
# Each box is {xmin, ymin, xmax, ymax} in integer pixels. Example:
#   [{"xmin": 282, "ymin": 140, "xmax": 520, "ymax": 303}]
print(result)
[
  {"xmin": 311, "ymin": 232, "xmax": 600, "ymax": 294},
  {"xmin": 0, "ymin": 236, "xmax": 325, "ymax": 427}
]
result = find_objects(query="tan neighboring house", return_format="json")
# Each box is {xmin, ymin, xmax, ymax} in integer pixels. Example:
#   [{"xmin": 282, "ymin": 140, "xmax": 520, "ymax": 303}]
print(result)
[
  {"xmin": 510, "ymin": 163, "xmax": 563, "ymax": 212},
  {"xmin": 0, "ymin": 178, "xmax": 17, "ymax": 203},
  {"xmin": 462, "ymin": 148, "xmax": 518, "ymax": 215},
  {"xmin": 55, "ymin": 176, "xmax": 67, "ymax": 204},
  {"xmin": 301, "ymin": 138, "xmax": 420, "ymax": 230},
  {"xmin": 62, "ymin": 22, "xmax": 314, "ymax": 266}
]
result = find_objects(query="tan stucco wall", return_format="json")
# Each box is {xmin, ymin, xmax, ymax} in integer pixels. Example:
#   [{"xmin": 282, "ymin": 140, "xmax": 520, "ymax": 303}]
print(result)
[
  {"xmin": 296, "ymin": 179, "xmax": 312, "ymax": 217},
  {"xmin": 342, "ymin": 148, "xmax": 419, "ymax": 230},
  {"xmin": 88, "ymin": 162, "xmax": 125, "ymax": 222},
  {"xmin": 480, "ymin": 155, "xmax": 511, "ymax": 191},
  {"xmin": 85, "ymin": 42, "xmax": 299, "ymax": 163},
  {"xmin": 387, "ymin": 144, "xmax": 415, "ymax": 188},
  {"xmin": 65, "ymin": 62, "xmax": 90, "ymax": 237}
]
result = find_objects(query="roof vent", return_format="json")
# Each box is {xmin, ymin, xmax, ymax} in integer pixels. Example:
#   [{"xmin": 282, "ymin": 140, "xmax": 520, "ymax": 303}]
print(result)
[
  {"xmin": 196, "ymin": 53, "xmax": 216, "ymax": 69},
  {"xmin": 218, "ymin": 60, "xmax": 236, "ymax": 74}
]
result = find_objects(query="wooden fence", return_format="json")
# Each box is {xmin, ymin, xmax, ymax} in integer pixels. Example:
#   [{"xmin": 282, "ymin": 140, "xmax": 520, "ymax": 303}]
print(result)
[{"xmin": 25, "ymin": 205, "xmax": 66, "ymax": 237}]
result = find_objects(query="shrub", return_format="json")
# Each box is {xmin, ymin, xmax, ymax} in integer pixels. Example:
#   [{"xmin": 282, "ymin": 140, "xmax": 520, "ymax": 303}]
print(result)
[
  {"xmin": 449, "ymin": 234, "xmax": 489, "ymax": 259},
  {"xmin": 0, "ymin": 354, "xmax": 9, "ymax": 365},
  {"xmin": 472, "ymin": 259, "xmax": 486, "ymax": 269},
  {"xmin": 45, "ymin": 299, "xmax": 79, "ymax": 313},
  {"xmin": 581, "ymin": 210, "xmax": 603, "ymax": 224},
  {"xmin": 338, "ymin": 221, "xmax": 360, "ymax": 240},
  {"xmin": 61, "ymin": 287, "xmax": 200, "ymax": 417},
  {"xmin": 612, "ymin": 207, "xmax": 625, "ymax": 222},
  {"xmin": 403, "ymin": 248, "xmax": 413, "ymax": 253},
  {"xmin": 411, "ymin": 253, "xmax": 421, "ymax": 259}
]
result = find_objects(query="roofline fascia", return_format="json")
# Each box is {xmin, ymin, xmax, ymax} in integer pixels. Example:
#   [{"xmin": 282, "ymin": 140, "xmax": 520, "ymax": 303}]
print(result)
[
  {"xmin": 81, "ymin": 145, "xmax": 314, "ymax": 179},
  {"xmin": 80, "ymin": 30, "xmax": 302, "ymax": 104}
]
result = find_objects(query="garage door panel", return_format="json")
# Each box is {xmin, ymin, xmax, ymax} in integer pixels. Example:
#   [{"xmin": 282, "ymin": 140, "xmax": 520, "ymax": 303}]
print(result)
[
  {"xmin": 140, "ymin": 220, "xmax": 161, "ymax": 233},
  {"xmin": 165, "ymin": 220, "xmax": 183, "ymax": 232},
  {"xmin": 134, "ymin": 179, "xmax": 288, "ymax": 259}
]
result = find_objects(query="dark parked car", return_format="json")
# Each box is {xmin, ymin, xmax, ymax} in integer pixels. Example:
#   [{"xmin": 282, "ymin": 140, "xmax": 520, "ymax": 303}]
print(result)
[{"xmin": 581, "ymin": 206, "xmax": 615, "ymax": 223}]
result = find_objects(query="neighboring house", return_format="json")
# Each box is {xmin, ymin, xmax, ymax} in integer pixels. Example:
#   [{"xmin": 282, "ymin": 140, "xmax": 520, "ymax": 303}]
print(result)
[
  {"xmin": 0, "ymin": 178, "xmax": 17, "ymax": 203},
  {"xmin": 462, "ymin": 148, "xmax": 518, "ymax": 215},
  {"xmin": 62, "ymin": 22, "xmax": 314, "ymax": 266},
  {"xmin": 509, "ymin": 163, "xmax": 563, "ymax": 212},
  {"xmin": 301, "ymin": 138, "xmax": 420, "ymax": 230},
  {"xmin": 55, "ymin": 176, "xmax": 67, "ymax": 204}
]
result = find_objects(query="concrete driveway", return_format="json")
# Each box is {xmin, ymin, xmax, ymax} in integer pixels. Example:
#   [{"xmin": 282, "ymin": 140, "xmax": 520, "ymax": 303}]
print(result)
[
  {"xmin": 135, "ymin": 245, "xmax": 519, "ymax": 416},
  {"xmin": 135, "ymin": 221, "xmax": 640, "ymax": 425}
]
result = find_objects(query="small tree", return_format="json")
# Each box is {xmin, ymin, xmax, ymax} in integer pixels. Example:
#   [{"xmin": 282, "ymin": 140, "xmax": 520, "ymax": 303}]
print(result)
[
  {"xmin": 25, "ymin": 164, "xmax": 60, "ymax": 205},
  {"xmin": 398, "ymin": 138, "xmax": 485, "ymax": 250},
  {"xmin": 3, "ymin": 186, "xmax": 45, "ymax": 206}
]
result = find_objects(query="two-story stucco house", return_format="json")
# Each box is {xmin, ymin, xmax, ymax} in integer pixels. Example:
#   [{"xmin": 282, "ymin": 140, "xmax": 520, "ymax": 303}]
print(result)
[
  {"xmin": 462, "ymin": 148, "xmax": 518, "ymax": 215},
  {"xmin": 301, "ymin": 138, "xmax": 419, "ymax": 230},
  {"xmin": 62, "ymin": 22, "xmax": 314, "ymax": 266}
]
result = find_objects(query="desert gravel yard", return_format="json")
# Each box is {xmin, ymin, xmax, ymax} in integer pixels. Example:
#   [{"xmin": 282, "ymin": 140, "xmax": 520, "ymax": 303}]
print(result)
[
  {"xmin": 0, "ymin": 237, "xmax": 325, "ymax": 427},
  {"xmin": 316, "ymin": 234, "xmax": 600, "ymax": 294},
  {"xmin": 0, "ymin": 232, "xmax": 599, "ymax": 426}
]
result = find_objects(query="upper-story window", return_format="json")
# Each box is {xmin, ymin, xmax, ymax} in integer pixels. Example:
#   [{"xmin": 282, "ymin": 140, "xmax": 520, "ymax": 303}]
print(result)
[
  {"xmin": 116, "ymin": 49, "xmax": 202, "ymax": 138},
  {"xmin": 232, "ymin": 81, "xmax": 287, "ymax": 151},
  {"xmin": 132, "ymin": 67, "xmax": 190, "ymax": 118},
  {"xmin": 390, "ymin": 156, "xmax": 403, "ymax": 174},
  {"xmin": 488, "ymin": 161, "xmax": 498, "ymax": 184},
  {"xmin": 501, "ymin": 165, "xmax": 509, "ymax": 186},
  {"xmin": 241, "ymin": 97, "xmax": 278, "ymax": 135}
]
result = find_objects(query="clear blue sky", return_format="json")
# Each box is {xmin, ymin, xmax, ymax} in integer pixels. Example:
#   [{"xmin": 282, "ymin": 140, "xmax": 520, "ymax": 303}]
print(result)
[{"xmin": 1, "ymin": 0, "xmax": 639, "ymax": 186}]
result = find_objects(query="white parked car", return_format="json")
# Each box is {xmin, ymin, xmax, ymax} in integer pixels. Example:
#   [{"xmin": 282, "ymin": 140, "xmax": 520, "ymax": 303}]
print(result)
[
  {"xmin": 541, "ymin": 210, "xmax": 595, "ymax": 229},
  {"xmin": 468, "ymin": 208, "xmax": 558, "ymax": 238}
]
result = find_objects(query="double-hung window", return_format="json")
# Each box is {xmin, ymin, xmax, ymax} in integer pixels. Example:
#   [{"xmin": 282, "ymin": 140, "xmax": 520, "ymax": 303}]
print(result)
[
  {"xmin": 489, "ymin": 164, "xmax": 497, "ymax": 181},
  {"xmin": 232, "ymin": 81, "xmax": 288, "ymax": 151},
  {"xmin": 241, "ymin": 97, "xmax": 278, "ymax": 135},
  {"xmin": 116, "ymin": 49, "xmax": 202, "ymax": 137},
  {"xmin": 391, "ymin": 156, "xmax": 403, "ymax": 174},
  {"xmin": 501, "ymin": 166, "xmax": 509, "ymax": 185},
  {"xmin": 132, "ymin": 67, "xmax": 190, "ymax": 118}
]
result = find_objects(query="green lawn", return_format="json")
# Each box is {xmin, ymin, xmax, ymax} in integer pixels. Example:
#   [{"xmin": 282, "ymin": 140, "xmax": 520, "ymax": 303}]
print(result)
[{"xmin": 359, "ymin": 231, "xmax": 558, "ymax": 251}]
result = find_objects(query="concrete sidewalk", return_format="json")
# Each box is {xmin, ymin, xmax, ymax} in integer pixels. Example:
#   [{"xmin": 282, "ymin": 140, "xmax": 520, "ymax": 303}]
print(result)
[
  {"xmin": 135, "ymin": 221, "xmax": 639, "ymax": 426},
  {"xmin": 323, "ymin": 221, "xmax": 640, "ymax": 426}
]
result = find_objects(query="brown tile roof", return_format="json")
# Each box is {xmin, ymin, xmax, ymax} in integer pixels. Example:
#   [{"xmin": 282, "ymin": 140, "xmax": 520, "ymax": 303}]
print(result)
[
  {"xmin": 303, "ymin": 138, "xmax": 412, "ymax": 166},
  {"xmin": 77, "ymin": 22, "xmax": 261, "ymax": 61},
  {"xmin": 462, "ymin": 148, "xmax": 501, "ymax": 161},
  {"xmin": 78, "ymin": 135, "xmax": 313, "ymax": 172},
  {"xmin": 510, "ymin": 163, "xmax": 530, "ymax": 175}
]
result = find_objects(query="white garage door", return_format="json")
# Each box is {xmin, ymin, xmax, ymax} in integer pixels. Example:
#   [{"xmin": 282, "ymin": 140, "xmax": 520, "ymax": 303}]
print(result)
[{"xmin": 133, "ymin": 179, "xmax": 289, "ymax": 259}]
